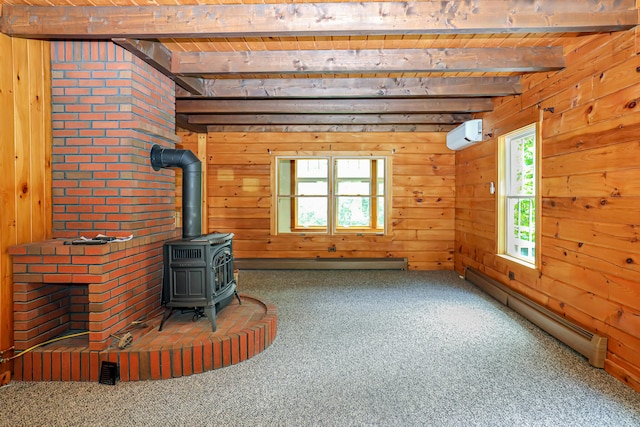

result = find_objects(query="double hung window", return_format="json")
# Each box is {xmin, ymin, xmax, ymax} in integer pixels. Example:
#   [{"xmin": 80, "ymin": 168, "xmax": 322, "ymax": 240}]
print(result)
[
  {"xmin": 498, "ymin": 124, "xmax": 538, "ymax": 265},
  {"xmin": 274, "ymin": 156, "xmax": 388, "ymax": 235}
]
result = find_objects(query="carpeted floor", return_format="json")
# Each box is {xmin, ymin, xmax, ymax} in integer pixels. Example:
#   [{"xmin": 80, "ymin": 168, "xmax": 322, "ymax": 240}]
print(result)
[{"xmin": 1, "ymin": 270, "xmax": 639, "ymax": 427}]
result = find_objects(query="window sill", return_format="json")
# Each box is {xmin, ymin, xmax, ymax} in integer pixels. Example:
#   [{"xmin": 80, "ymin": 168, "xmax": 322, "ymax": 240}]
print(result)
[
  {"xmin": 280, "ymin": 230, "xmax": 386, "ymax": 237},
  {"xmin": 496, "ymin": 253, "xmax": 538, "ymax": 270}
]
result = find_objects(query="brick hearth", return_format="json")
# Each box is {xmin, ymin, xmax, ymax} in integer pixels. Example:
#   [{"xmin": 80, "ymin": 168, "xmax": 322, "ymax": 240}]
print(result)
[{"xmin": 10, "ymin": 288, "xmax": 276, "ymax": 382}]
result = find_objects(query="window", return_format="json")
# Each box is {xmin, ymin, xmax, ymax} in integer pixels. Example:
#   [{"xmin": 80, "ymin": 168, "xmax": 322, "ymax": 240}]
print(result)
[
  {"xmin": 498, "ymin": 124, "xmax": 538, "ymax": 266},
  {"xmin": 274, "ymin": 156, "xmax": 388, "ymax": 235}
]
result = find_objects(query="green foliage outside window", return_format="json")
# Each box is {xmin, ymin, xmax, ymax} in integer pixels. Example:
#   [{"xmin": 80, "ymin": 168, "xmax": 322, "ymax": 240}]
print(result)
[{"xmin": 514, "ymin": 135, "xmax": 535, "ymax": 244}]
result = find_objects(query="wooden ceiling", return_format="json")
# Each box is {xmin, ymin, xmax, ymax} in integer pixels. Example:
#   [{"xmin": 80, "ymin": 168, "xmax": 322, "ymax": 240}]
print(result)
[{"xmin": 1, "ymin": 1, "xmax": 638, "ymax": 132}]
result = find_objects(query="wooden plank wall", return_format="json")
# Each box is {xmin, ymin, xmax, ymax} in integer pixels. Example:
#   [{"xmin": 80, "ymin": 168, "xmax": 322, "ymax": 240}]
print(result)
[
  {"xmin": 455, "ymin": 27, "xmax": 640, "ymax": 392},
  {"xmin": 0, "ymin": 34, "xmax": 52, "ymax": 379},
  {"xmin": 178, "ymin": 132, "xmax": 455, "ymax": 270}
]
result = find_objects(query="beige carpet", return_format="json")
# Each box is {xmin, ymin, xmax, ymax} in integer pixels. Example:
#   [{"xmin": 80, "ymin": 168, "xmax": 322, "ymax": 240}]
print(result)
[{"xmin": 1, "ymin": 270, "xmax": 639, "ymax": 426}]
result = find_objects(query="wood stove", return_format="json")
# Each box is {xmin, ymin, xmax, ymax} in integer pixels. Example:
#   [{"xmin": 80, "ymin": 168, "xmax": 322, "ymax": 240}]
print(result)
[
  {"xmin": 150, "ymin": 145, "xmax": 240, "ymax": 332},
  {"xmin": 159, "ymin": 232, "xmax": 240, "ymax": 332}
]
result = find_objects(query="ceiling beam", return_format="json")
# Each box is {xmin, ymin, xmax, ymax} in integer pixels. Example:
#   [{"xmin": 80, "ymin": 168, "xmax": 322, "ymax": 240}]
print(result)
[
  {"xmin": 176, "ymin": 98, "xmax": 494, "ymax": 114},
  {"xmin": 173, "ymin": 47, "xmax": 564, "ymax": 75},
  {"xmin": 112, "ymin": 38, "xmax": 205, "ymax": 95},
  {"xmin": 1, "ymin": 2, "xmax": 637, "ymax": 39},
  {"xmin": 176, "ymin": 76, "xmax": 521, "ymax": 98},
  {"xmin": 176, "ymin": 114, "xmax": 207, "ymax": 133},
  {"xmin": 205, "ymin": 124, "xmax": 457, "ymax": 133},
  {"xmin": 188, "ymin": 113, "xmax": 473, "ymax": 125}
]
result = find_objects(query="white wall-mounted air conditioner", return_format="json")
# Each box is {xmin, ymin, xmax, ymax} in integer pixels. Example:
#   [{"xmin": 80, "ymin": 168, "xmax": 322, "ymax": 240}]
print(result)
[{"xmin": 446, "ymin": 119, "xmax": 483, "ymax": 151}]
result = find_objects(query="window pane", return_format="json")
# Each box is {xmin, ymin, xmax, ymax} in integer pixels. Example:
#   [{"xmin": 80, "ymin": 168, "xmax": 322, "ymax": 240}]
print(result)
[
  {"xmin": 278, "ymin": 160, "xmax": 293, "ymax": 196},
  {"xmin": 337, "ymin": 180, "xmax": 370, "ymax": 195},
  {"xmin": 336, "ymin": 159, "xmax": 370, "ymax": 178},
  {"xmin": 297, "ymin": 197, "xmax": 327, "ymax": 228},
  {"xmin": 336, "ymin": 196, "xmax": 370, "ymax": 227},
  {"xmin": 377, "ymin": 196, "xmax": 385, "ymax": 229},
  {"xmin": 507, "ymin": 132, "xmax": 535, "ymax": 197},
  {"xmin": 298, "ymin": 181, "xmax": 328, "ymax": 196},
  {"xmin": 376, "ymin": 159, "xmax": 385, "ymax": 178},
  {"xmin": 276, "ymin": 197, "xmax": 292, "ymax": 233},
  {"xmin": 297, "ymin": 159, "xmax": 328, "ymax": 178},
  {"xmin": 506, "ymin": 197, "xmax": 535, "ymax": 262}
]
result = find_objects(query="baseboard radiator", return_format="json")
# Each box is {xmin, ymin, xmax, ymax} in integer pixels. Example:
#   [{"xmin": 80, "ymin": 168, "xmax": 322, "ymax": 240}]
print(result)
[
  {"xmin": 464, "ymin": 267, "xmax": 607, "ymax": 368},
  {"xmin": 235, "ymin": 257, "xmax": 408, "ymax": 271}
]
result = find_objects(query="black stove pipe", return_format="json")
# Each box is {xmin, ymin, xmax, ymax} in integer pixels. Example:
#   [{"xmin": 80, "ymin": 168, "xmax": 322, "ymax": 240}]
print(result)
[{"xmin": 150, "ymin": 144, "xmax": 202, "ymax": 238}]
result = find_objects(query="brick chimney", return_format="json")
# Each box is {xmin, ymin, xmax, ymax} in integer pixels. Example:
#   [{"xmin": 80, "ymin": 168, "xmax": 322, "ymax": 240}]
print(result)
[{"xmin": 50, "ymin": 40, "xmax": 178, "ymax": 240}]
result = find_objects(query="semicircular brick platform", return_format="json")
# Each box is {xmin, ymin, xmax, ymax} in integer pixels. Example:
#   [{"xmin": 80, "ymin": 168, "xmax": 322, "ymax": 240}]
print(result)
[{"xmin": 12, "ymin": 295, "xmax": 277, "ymax": 382}]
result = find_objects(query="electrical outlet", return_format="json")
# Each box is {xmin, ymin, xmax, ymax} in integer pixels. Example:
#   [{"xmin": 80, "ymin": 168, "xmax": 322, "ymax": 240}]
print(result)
[
  {"xmin": 508, "ymin": 271, "xmax": 515, "ymax": 280},
  {"xmin": 328, "ymin": 246, "xmax": 336, "ymax": 252}
]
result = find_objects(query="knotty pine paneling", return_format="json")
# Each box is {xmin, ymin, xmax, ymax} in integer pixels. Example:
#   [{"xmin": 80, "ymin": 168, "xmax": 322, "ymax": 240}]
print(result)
[
  {"xmin": 0, "ymin": 34, "xmax": 52, "ymax": 379},
  {"xmin": 455, "ymin": 27, "xmax": 640, "ymax": 392},
  {"xmin": 178, "ymin": 131, "xmax": 455, "ymax": 270}
]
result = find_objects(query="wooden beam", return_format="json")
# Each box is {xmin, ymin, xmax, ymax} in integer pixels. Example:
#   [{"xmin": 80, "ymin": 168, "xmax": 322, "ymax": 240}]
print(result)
[
  {"xmin": 174, "ymin": 76, "xmax": 206, "ymax": 97},
  {"xmin": 178, "ymin": 77, "xmax": 521, "ymax": 98},
  {"xmin": 173, "ymin": 47, "xmax": 564, "ymax": 75},
  {"xmin": 188, "ymin": 113, "xmax": 473, "ymax": 125},
  {"xmin": 205, "ymin": 124, "xmax": 457, "ymax": 133},
  {"xmin": 175, "ymin": 85, "xmax": 192, "ymax": 98},
  {"xmin": 177, "ymin": 98, "xmax": 494, "ymax": 114},
  {"xmin": 1, "ymin": 2, "xmax": 636, "ymax": 38},
  {"xmin": 112, "ymin": 38, "xmax": 205, "ymax": 95},
  {"xmin": 176, "ymin": 114, "xmax": 207, "ymax": 133}
]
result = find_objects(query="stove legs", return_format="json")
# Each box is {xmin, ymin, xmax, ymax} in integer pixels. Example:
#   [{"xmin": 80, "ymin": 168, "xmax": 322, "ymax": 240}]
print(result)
[
  {"xmin": 159, "ymin": 290, "xmax": 242, "ymax": 332},
  {"xmin": 204, "ymin": 306, "xmax": 217, "ymax": 332},
  {"xmin": 158, "ymin": 308, "xmax": 174, "ymax": 331}
]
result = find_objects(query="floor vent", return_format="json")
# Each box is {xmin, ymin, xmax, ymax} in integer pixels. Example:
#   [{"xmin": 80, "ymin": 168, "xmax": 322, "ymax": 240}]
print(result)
[
  {"xmin": 99, "ymin": 361, "xmax": 119, "ymax": 385},
  {"xmin": 235, "ymin": 258, "xmax": 408, "ymax": 270},
  {"xmin": 464, "ymin": 267, "xmax": 607, "ymax": 368}
]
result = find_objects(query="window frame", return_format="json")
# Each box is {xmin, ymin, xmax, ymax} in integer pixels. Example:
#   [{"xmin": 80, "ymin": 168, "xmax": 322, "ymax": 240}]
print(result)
[
  {"xmin": 497, "ymin": 123, "xmax": 541, "ymax": 269},
  {"xmin": 272, "ymin": 153, "xmax": 391, "ymax": 236}
]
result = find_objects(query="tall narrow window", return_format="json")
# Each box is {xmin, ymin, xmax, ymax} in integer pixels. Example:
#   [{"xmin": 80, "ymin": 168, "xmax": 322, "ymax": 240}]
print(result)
[
  {"xmin": 274, "ymin": 156, "xmax": 388, "ymax": 235},
  {"xmin": 498, "ymin": 124, "xmax": 538, "ymax": 265}
]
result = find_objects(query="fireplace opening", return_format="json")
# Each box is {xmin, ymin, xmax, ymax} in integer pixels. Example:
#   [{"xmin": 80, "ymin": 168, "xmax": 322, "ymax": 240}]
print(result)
[{"xmin": 14, "ymin": 283, "xmax": 89, "ymax": 350}]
